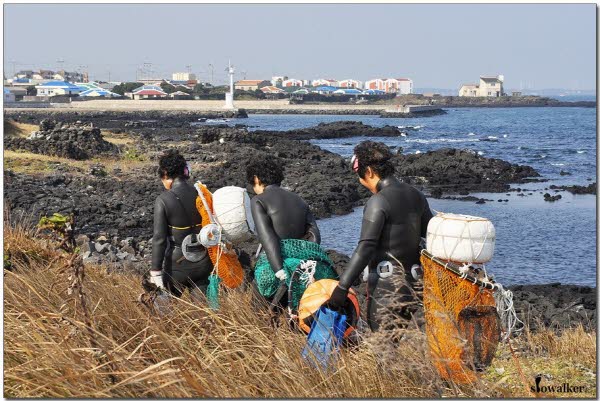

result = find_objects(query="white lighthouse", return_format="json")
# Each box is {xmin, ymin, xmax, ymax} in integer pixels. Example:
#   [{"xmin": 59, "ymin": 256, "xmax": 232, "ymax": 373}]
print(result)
[{"xmin": 224, "ymin": 60, "xmax": 235, "ymax": 110}]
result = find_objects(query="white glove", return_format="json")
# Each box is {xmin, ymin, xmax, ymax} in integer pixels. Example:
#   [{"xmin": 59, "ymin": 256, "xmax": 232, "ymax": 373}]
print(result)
[
  {"xmin": 275, "ymin": 269, "xmax": 288, "ymax": 281},
  {"xmin": 149, "ymin": 270, "xmax": 165, "ymax": 289}
]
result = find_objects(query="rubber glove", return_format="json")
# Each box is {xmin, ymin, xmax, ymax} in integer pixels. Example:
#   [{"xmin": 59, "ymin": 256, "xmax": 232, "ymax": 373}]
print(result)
[
  {"xmin": 328, "ymin": 284, "xmax": 349, "ymax": 311},
  {"xmin": 149, "ymin": 270, "xmax": 165, "ymax": 290}
]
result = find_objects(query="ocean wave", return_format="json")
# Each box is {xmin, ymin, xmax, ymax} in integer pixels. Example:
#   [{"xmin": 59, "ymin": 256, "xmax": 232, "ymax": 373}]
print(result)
[
  {"xmin": 488, "ymin": 136, "xmax": 498, "ymax": 139},
  {"xmin": 551, "ymin": 163, "xmax": 565, "ymax": 166},
  {"xmin": 577, "ymin": 150, "xmax": 587, "ymax": 154},
  {"xmin": 405, "ymin": 138, "xmax": 480, "ymax": 144}
]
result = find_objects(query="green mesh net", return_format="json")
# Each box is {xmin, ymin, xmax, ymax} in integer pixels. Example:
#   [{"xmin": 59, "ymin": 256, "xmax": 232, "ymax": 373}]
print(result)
[
  {"xmin": 254, "ymin": 239, "xmax": 338, "ymax": 309},
  {"xmin": 207, "ymin": 274, "xmax": 221, "ymax": 310}
]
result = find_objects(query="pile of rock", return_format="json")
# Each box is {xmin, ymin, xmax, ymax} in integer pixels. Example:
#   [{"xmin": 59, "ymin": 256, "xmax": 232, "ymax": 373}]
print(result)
[
  {"xmin": 4, "ymin": 119, "xmax": 119, "ymax": 160},
  {"xmin": 77, "ymin": 234, "xmax": 150, "ymax": 273}
]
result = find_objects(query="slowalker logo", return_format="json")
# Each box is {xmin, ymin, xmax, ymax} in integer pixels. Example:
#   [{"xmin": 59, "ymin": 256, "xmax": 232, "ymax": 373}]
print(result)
[{"xmin": 531, "ymin": 375, "xmax": 586, "ymax": 394}]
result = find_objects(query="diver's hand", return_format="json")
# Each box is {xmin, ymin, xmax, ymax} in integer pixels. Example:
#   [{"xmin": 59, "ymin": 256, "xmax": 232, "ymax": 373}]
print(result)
[
  {"xmin": 275, "ymin": 269, "xmax": 288, "ymax": 281},
  {"xmin": 327, "ymin": 284, "xmax": 349, "ymax": 311},
  {"xmin": 149, "ymin": 270, "xmax": 166, "ymax": 290}
]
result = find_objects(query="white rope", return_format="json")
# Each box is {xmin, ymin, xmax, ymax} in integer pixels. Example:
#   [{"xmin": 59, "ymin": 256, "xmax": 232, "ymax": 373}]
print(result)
[
  {"xmin": 298, "ymin": 260, "xmax": 317, "ymax": 286},
  {"xmin": 493, "ymin": 282, "xmax": 523, "ymax": 341}
]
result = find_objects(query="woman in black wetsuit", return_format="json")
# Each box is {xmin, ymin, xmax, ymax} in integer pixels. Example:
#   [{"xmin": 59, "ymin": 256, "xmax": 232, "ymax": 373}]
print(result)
[
  {"xmin": 328, "ymin": 141, "xmax": 433, "ymax": 331},
  {"xmin": 149, "ymin": 150, "xmax": 213, "ymax": 297},
  {"xmin": 246, "ymin": 157, "xmax": 320, "ymax": 283}
]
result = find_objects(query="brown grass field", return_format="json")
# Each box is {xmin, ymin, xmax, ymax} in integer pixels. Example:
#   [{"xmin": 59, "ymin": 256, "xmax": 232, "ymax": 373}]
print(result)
[{"xmin": 3, "ymin": 219, "xmax": 596, "ymax": 398}]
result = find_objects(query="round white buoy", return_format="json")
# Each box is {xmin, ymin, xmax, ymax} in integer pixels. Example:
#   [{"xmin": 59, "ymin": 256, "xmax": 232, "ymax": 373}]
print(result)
[
  {"xmin": 426, "ymin": 212, "xmax": 495, "ymax": 264},
  {"xmin": 212, "ymin": 186, "xmax": 255, "ymax": 244}
]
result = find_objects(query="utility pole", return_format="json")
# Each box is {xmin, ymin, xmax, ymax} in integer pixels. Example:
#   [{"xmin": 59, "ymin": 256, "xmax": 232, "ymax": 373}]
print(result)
[{"xmin": 208, "ymin": 63, "xmax": 214, "ymax": 86}]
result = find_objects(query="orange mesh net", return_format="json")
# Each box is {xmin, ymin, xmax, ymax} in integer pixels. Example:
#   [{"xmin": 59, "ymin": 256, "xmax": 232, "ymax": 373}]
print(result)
[
  {"xmin": 421, "ymin": 251, "xmax": 501, "ymax": 384},
  {"xmin": 195, "ymin": 183, "xmax": 244, "ymax": 289}
]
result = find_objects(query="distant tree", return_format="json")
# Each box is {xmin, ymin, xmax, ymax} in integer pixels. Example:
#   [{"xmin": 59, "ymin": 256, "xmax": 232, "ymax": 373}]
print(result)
[
  {"xmin": 25, "ymin": 85, "xmax": 37, "ymax": 96},
  {"xmin": 112, "ymin": 82, "xmax": 143, "ymax": 96},
  {"xmin": 160, "ymin": 81, "xmax": 177, "ymax": 94}
]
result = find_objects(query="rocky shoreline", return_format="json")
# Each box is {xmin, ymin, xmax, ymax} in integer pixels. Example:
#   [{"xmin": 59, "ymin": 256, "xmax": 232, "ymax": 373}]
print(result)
[{"xmin": 3, "ymin": 111, "xmax": 596, "ymax": 329}]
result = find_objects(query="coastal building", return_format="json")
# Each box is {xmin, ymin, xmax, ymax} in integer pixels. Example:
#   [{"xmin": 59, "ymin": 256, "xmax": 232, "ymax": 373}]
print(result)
[
  {"xmin": 459, "ymin": 75, "xmax": 505, "ymax": 97},
  {"xmin": 35, "ymin": 81, "xmax": 85, "ymax": 96},
  {"xmin": 312, "ymin": 85, "xmax": 337, "ymax": 94},
  {"xmin": 53, "ymin": 70, "xmax": 87, "ymax": 83},
  {"xmin": 15, "ymin": 70, "xmax": 34, "ymax": 79},
  {"xmin": 301, "ymin": 79, "xmax": 312, "ymax": 87},
  {"xmin": 129, "ymin": 85, "xmax": 168, "ymax": 99},
  {"xmin": 338, "ymin": 79, "xmax": 363, "ymax": 89},
  {"xmin": 282, "ymin": 78, "xmax": 303, "ymax": 87},
  {"xmin": 312, "ymin": 78, "xmax": 338, "ymax": 87},
  {"xmin": 365, "ymin": 78, "xmax": 413, "ymax": 94},
  {"xmin": 334, "ymin": 88, "xmax": 363, "ymax": 95},
  {"xmin": 172, "ymin": 72, "xmax": 197, "ymax": 81},
  {"xmin": 260, "ymin": 86, "xmax": 285, "ymax": 94},
  {"xmin": 4, "ymin": 88, "xmax": 15, "ymax": 103},
  {"xmin": 169, "ymin": 91, "xmax": 192, "ymax": 99},
  {"xmin": 234, "ymin": 79, "xmax": 270, "ymax": 91},
  {"xmin": 271, "ymin": 76, "xmax": 287, "ymax": 87}
]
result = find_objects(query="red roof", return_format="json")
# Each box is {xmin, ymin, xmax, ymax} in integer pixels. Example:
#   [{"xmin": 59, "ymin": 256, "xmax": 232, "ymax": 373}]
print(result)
[
  {"xmin": 135, "ymin": 89, "xmax": 166, "ymax": 96},
  {"xmin": 396, "ymin": 78, "xmax": 411, "ymax": 81}
]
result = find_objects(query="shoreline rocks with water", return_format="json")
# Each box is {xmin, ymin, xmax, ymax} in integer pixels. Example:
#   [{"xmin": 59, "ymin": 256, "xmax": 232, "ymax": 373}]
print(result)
[{"xmin": 3, "ymin": 112, "xmax": 596, "ymax": 329}]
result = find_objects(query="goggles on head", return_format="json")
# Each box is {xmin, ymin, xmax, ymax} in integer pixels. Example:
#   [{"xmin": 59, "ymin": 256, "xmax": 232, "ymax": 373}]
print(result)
[{"xmin": 351, "ymin": 154, "xmax": 359, "ymax": 173}]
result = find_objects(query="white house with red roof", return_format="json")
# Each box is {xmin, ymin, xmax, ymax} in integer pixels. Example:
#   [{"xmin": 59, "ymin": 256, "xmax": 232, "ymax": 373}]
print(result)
[
  {"xmin": 281, "ymin": 78, "xmax": 303, "ymax": 87},
  {"xmin": 128, "ymin": 85, "xmax": 168, "ymax": 100},
  {"xmin": 364, "ymin": 78, "xmax": 413, "ymax": 94},
  {"xmin": 338, "ymin": 79, "xmax": 363, "ymax": 89}
]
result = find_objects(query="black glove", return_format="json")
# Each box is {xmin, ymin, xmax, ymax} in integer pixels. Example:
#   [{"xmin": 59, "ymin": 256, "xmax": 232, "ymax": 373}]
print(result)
[{"xmin": 327, "ymin": 284, "xmax": 349, "ymax": 311}]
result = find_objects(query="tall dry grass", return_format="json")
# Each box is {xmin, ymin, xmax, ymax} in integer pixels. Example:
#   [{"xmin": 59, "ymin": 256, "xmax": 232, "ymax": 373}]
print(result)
[{"xmin": 3, "ymin": 223, "xmax": 596, "ymax": 398}]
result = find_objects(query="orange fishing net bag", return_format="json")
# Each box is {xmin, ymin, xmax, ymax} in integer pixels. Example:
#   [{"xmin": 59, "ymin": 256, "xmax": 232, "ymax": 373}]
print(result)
[
  {"xmin": 195, "ymin": 183, "xmax": 244, "ymax": 289},
  {"xmin": 421, "ymin": 250, "xmax": 501, "ymax": 384}
]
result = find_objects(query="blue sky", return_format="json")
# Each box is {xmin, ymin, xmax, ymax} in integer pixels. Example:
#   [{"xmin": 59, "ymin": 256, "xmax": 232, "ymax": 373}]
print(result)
[{"xmin": 4, "ymin": 3, "xmax": 596, "ymax": 89}]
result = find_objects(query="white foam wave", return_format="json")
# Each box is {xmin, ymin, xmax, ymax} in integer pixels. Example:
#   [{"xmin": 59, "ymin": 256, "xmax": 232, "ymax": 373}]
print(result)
[
  {"xmin": 551, "ymin": 163, "xmax": 565, "ymax": 166},
  {"xmin": 488, "ymin": 136, "xmax": 498, "ymax": 139},
  {"xmin": 415, "ymin": 150, "xmax": 422, "ymax": 154},
  {"xmin": 405, "ymin": 138, "xmax": 479, "ymax": 144},
  {"xmin": 577, "ymin": 150, "xmax": 586, "ymax": 154}
]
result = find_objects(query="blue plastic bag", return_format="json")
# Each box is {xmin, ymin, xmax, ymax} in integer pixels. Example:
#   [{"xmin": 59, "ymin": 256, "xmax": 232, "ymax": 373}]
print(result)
[{"xmin": 302, "ymin": 306, "xmax": 347, "ymax": 370}]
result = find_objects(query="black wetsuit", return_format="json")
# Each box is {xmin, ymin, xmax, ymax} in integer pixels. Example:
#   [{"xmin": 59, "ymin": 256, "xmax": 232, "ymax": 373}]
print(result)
[
  {"xmin": 152, "ymin": 177, "xmax": 213, "ymax": 296},
  {"xmin": 338, "ymin": 176, "xmax": 433, "ymax": 331},
  {"xmin": 251, "ymin": 184, "xmax": 320, "ymax": 274}
]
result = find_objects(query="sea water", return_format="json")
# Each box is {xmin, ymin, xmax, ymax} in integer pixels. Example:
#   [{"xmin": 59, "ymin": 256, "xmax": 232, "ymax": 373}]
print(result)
[{"xmin": 205, "ymin": 107, "xmax": 597, "ymax": 286}]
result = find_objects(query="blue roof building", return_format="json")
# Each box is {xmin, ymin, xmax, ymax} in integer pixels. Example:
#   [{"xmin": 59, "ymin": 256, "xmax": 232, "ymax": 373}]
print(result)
[
  {"xmin": 35, "ymin": 81, "xmax": 85, "ymax": 96},
  {"xmin": 311, "ymin": 85, "xmax": 337, "ymax": 94},
  {"xmin": 334, "ymin": 88, "xmax": 363, "ymax": 95}
]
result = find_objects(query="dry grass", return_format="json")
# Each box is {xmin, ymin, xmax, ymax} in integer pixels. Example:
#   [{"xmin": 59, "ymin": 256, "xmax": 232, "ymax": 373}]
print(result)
[
  {"xmin": 3, "ymin": 150, "xmax": 152, "ymax": 177},
  {"xmin": 102, "ymin": 131, "xmax": 135, "ymax": 145},
  {"xmin": 4, "ymin": 120, "xmax": 39, "ymax": 138},
  {"xmin": 3, "ymin": 224, "xmax": 596, "ymax": 398}
]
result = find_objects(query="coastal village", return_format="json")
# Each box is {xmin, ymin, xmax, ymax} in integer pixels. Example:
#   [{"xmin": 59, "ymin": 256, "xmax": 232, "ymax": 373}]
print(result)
[{"xmin": 4, "ymin": 65, "xmax": 511, "ymax": 105}]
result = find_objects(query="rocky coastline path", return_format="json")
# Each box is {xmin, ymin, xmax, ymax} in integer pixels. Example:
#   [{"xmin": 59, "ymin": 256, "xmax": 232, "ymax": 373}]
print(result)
[{"xmin": 3, "ymin": 111, "xmax": 596, "ymax": 329}]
